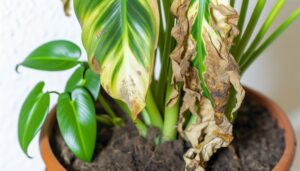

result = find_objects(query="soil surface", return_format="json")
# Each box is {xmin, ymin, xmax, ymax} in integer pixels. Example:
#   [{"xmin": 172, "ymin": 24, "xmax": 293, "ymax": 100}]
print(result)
[{"xmin": 51, "ymin": 96, "xmax": 285, "ymax": 171}]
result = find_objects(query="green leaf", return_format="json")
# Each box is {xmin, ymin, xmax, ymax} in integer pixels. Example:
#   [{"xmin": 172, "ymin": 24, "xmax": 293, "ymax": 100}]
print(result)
[
  {"xmin": 65, "ymin": 66, "xmax": 85, "ymax": 92},
  {"xmin": 18, "ymin": 82, "xmax": 50, "ymax": 156},
  {"xmin": 17, "ymin": 40, "xmax": 81, "ymax": 71},
  {"xmin": 84, "ymin": 69, "xmax": 100, "ymax": 100},
  {"xmin": 241, "ymin": 7, "xmax": 300, "ymax": 73},
  {"xmin": 74, "ymin": 0, "xmax": 160, "ymax": 118},
  {"xmin": 57, "ymin": 88, "xmax": 97, "ymax": 162},
  {"xmin": 65, "ymin": 66, "xmax": 100, "ymax": 100}
]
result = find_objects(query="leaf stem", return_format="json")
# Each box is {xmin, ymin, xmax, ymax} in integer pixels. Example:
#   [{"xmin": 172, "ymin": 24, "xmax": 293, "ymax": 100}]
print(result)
[
  {"xmin": 135, "ymin": 119, "xmax": 149, "ymax": 137},
  {"xmin": 231, "ymin": 0, "xmax": 249, "ymax": 54},
  {"xmin": 233, "ymin": 0, "xmax": 266, "ymax": 62},
  {"xmin": 241, "ymin": 8, "xmax": 300, "ymax": 73},
  {"xmin": 162, "ymin": 81, "xmax": 181, "ymax": 142},
  {"xmin": 156, "ymin": 1, "xmax": 174, "ymax": 111},
  {"xmin": 47, "ymin": 91, "xmax": 60, "ymax": 96},
  {"xmin": 114, "ymin": 99, "xmax": 149, "ymax": 137},
  {"xmin": 98, "ymin": 94, "xmax": 117, "ymax": 118},
  {"xmin": 230, "ymin": 0, "xmax": 235, "ymax": 7},
  {"xmin": 161, "ymin": 64, "xmax": 182, "ymax": 142},
  {"xmin": 239, "ymin": 0, "xmax": 286, "ymax": 66},
  {"xmin": 146, "ymin": 91, "xmax": 164, "ymax": 131}
]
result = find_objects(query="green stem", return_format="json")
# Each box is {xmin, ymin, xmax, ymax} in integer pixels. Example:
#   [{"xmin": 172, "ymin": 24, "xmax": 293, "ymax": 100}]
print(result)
[
  {"xmin": 241, "ymin": 8, "xmax": 300, "ymax": 73},
  {"xmin": 142, "ymin": 109, "xmax": 152, "ymax": 126},
  {"xmin": 96, "ymin": 115, "xmax": 114, "ymax": 126},
  {"xmin": 98, "ymin": 94, "xmax": 117, "ymax": 118},
  {"xmin": 162, "ymin": 66, "xmax": 181, "ymax": 142},
  {"xmin": 156, "ymin": 2, "xmax": 174, "ymax": 111},
  {"xmin": 230, "ymin": 0, "xmax": 235, "ymax": 7},
  {"xmin": 135, "ymin": 119, "xmax": 149, "ymax": 137},
  {"xmin": 233, "ymin": 0, "xmax": 266, "ymax": 62},
  {"xmin": 239, "ymin": 0, "xmax": 286, "ymax": 66},
  {"xmin": 231, "ymin": 0, "xmax": 249, "ymax": 54},
  {"xmin": 114, "ymin": 99, "xmax": 148, "ymax": 137},
  {"xmin": 158, "ymin": 0, "xmax": 165, "ymax": 53},
  {"xmin": 146, "ymin": 91, "xmax": 164, "ymax": 131}
]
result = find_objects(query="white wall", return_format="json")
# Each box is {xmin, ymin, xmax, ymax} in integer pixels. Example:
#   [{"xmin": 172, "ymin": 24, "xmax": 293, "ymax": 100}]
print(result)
[{"xmin": 0, "ymin": 0, "xmax": 299, "ymax": 170}]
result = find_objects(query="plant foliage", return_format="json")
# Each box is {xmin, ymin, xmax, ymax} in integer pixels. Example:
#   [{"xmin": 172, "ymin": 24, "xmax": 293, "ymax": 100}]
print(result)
[{"xmin": 17, "ymin": 0, "xmax": 299, "ymax": 169}]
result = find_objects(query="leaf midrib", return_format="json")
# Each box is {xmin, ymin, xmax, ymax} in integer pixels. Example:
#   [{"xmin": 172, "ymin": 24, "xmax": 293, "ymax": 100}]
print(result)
[
  {"xmin": 121, "ymin": 0, "xmax": 128, "ymax": 49},
  {"xmin": 25, "ymin": 56, "xmax": 79, "ymax": 62}
]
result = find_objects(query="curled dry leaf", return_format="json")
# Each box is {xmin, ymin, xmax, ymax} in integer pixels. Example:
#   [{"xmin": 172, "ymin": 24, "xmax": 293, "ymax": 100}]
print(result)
[
  {"xmin": 170, "ymin": 0, "xmax": 245, "ymax": 170},
  {"xmin": 61, "ymin": 0, "xmax": 71, "ymax": 16}
]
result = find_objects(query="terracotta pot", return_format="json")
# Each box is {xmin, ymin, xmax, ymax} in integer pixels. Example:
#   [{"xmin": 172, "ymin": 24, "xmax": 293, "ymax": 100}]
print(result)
[{"xmin": 39, "ymin": 87, "xmax": 297, "ymax": 171}]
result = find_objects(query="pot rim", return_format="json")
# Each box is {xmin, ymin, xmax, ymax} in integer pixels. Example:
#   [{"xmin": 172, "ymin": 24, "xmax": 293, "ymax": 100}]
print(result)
[{"xmin": 39, "ymin": 87, "xmax": 297, "ymax": 171}]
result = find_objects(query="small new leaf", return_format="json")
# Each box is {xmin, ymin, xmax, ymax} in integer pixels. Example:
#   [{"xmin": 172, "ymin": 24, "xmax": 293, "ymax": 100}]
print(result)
[
  {"xmin": 65, "ymin": 66, "xmax": 85, "ymax": 92},
  {"xmin": 18, "ymin": 82, "xmax": 50, "ymax": 156},
  {"xmin": 57, "ymin": 88, "xmax": 97, "ymax": 162},
  {"xmin": 17, "ymin": 40, "xmax": 81, "ymax": 71},
  {"xmin": 65, "ymin": 66, "xmax": 100, "ymax": 100},
  {"xmin": 84, "ymin": 69, "xmax": 101, "ymax": 100}
]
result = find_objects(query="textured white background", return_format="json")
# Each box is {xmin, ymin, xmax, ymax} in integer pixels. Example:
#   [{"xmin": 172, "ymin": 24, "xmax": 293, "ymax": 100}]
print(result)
[{"xmin": 0, "ymin": 0, "xmax": 299, "ymax": 171}]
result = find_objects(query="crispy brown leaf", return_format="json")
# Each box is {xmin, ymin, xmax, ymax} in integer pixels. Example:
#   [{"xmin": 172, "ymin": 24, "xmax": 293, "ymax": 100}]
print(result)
[{"xmin": 170, "ymin": 0, "xmax": 245, "ymax": 170}]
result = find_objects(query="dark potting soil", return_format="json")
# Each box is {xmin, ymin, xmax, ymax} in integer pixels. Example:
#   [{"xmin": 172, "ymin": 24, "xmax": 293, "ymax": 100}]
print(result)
[{"xmin": 50, "ymin": 95, "xmax": 285, "ymax": 171}]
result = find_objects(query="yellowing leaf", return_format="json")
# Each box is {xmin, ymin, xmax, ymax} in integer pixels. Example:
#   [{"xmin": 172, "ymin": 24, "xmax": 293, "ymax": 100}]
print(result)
[{"xmin": 74, "ymin": 0, "xmax": 159, "ymax": 118}]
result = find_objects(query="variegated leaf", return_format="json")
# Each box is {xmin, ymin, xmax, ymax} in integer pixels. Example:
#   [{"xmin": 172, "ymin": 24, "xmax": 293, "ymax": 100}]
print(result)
[{"xmin": 74, "ymin": 0, "xmax": 160, "ymax": 119}]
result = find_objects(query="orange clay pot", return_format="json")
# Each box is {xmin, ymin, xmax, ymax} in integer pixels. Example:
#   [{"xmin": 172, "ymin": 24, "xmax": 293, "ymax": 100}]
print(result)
[{"xmin": 39, "ymin": 87, "xmax": 297, "ymax": 171}]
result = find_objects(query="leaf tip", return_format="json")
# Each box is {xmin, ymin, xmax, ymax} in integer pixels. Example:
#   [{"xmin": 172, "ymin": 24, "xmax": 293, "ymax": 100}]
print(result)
[{"xmin": 15, "ymin": 64, "xmax": 22, "ymax": 73}]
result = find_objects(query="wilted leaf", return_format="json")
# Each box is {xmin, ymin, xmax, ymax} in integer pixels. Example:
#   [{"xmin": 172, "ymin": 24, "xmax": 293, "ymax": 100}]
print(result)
[
  {"xmin": 74, "ymin": 0, "xmax": 160, "ymax": 119},
  {"xmin": 170, "ymin": 0, "xmax": 245, "ymax": 170},
  {"xmin": 61, "ymin": 0, "xmax": 71, "ymax": 16}
]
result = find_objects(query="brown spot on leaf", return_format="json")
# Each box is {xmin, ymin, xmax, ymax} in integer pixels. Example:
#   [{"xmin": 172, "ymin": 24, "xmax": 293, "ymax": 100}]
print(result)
[{"xmin": 90, "ymin": 56, "xmax": 101, "ymax": 74}]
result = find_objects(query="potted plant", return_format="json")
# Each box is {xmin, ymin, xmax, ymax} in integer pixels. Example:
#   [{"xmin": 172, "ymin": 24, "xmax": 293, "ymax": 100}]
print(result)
[{"xmin": 17, "ymin": 0, "xmax": 298, "ymax": 170}]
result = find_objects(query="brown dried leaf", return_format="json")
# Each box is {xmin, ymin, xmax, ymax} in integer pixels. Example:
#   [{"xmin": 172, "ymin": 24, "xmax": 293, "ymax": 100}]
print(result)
[
  {"xmin": 169, "ymin": 0, "xmax": 245, "ymax": 170},
  {"xmin": 61, "ymin": 0, "xmax": 71, "ymax": 16}
]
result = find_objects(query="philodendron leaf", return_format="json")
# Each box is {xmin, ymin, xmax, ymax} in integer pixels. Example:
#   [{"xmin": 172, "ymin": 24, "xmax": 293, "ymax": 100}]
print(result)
[
  {"xmin": 17, "ymin": 40, "xmax": 81, "ymax": 71},
  {"xmin": 57, "ymin": 88, "xmax": 97, "ymax": 162},
  {"xmin": 65, "ymin": 66, "xmax": 85, "ymax": 92},
  {"xmin": 84, "ymin": 69, "xmax": 101, "ymax": 99},
  {"xmin": 18, "ymin": 82, "xmax": 50, "ymax": 156},
  {"xmin": 74, "ymin": 0, "xmax": 160, "ymax": 119},
  {"xmin": 65, "ymin": 66, "xmax": 100, "ymax": 100}
]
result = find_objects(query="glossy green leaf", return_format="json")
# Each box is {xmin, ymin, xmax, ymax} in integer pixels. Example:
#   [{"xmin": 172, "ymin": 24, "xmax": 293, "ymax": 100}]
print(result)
[
  {"xmin": 65, "ymin": 66, "xmax": 100, "ymax": 100},
  {"xmin": 18, "ymin": 82, "xmax": 50, "ymax": 156},
  {"xmin": 74, "ymin": 0, "xmax": 160, "ymax": 118},
  {"xmin": 84, "ymin": 69, "xmax": 101, "ymax": 100},
  {"xmin": 57, "ymin": 88, "xmax": 97, "ymax": 162},
  {"xmin": 65, "ymin": 66, "xmax": 85, "ymax": 92},
  {"xmin": 17, "ymin": 40, "xmax": 81, "ymax": 71}
]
